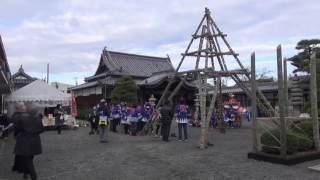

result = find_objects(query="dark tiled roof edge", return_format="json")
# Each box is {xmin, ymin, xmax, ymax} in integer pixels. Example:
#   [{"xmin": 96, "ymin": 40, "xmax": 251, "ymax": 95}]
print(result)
[{"xmin": 106, "ymin": 50, "xmax": 169, "ymax": 61}]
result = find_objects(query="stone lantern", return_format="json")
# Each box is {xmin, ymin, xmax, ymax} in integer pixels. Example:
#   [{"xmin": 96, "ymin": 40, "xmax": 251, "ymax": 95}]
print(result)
[{"xmin": 148, "ymin": 94, "xmax": 157, "ymax": 107}]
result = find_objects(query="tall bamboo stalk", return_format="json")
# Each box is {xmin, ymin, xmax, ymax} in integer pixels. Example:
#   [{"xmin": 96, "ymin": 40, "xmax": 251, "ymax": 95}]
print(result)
[
  {"xmin": 198, "ymin": 25, "xmax": 208, "ymax": 149},
  {"xmin": 310, "ymin": 53, "xmax": 320, "ymax": 150},
  {"xmin": 283, "ymin": 58, "xmax": 289, "ymax": 117},
  {"xmin": 277, "ymin": 45, "xmax": 287, "ymax": 157},
  {"xmin": 251, "ymin": 52, "xmax": 258, "ymax": 152}
]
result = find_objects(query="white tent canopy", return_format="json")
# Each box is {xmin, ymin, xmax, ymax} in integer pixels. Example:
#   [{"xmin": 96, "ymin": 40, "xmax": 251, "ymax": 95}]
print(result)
[{"xmin": 5, "ymin": 80, "xmax": 70, "ymax": 107}]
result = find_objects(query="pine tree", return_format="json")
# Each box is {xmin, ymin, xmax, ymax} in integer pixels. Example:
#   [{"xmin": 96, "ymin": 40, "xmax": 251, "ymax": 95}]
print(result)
[
  {"xmin": 288, "ymin": 39, "xmax": 320, "ymax": 113},
  {"xmin": 289, "ymin": 39, "xmax": 320, "ymax": 73},
  {"xmin": 111, "ymin": 75, "xmax": 138, "ymax": 105}
]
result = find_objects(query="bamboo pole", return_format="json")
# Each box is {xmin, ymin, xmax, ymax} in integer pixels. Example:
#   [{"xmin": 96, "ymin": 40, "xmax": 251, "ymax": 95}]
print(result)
[
  {"xmin": 277, "ymin": 45, "xmax": 287, "ymax": 157},
  {"xmin": 175, "ymin": 16, "xmax": 206, "ymax": 72},
  {"xmin": 140, "ymin": 77, "xmax": 175, "ymax": 134},
  {"xmin": 209, "ymin": 17, "xmax": 276, "ymax": 117},
  {"xmin": 251, "ymin": 52, "xmax": 258, "ymax": 152},
  {"xmin": 199, "ymin": 76, "xmax": 207, "ymax": 149},
  {"xmin": 200, "ymin": 76, "xmax": 220, "ymax": 148},
  {"xmin": 310, "ymin": 52, "xmax": 320, "ymax": 150},
  {"xmin": 203, "ymin": 28, "xmax": 210, "ymax": 147},
  {"xmin": 217, "ymin": 77, "xmax": 225, "ymax": 133},
  {"xmin": 168, "ymin": 79, "xmax": 184, "ymax": 101},
  {"xmin": 198, "ymin": 25, "xmax": 208, "ymax": 149},
  {"xmin": 283, "ymin": 58, "xmax": 289, "ymax": 117}
]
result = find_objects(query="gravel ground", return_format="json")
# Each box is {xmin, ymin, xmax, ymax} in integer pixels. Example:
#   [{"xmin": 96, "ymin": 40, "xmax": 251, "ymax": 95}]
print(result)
[{"xmin": 1, "ymin": 121, "xmax": 320, "ymax": 180}]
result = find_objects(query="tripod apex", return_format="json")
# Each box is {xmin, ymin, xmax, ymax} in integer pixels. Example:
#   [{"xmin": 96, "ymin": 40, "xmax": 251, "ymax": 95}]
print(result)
[{"xmin": 205, "ymin": 7, "xmax": 211, "ymax": 15}]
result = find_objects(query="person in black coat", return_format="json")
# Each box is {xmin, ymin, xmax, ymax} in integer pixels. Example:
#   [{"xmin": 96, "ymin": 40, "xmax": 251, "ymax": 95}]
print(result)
[
  {"xmin": 89, "ymin": 106, "xmax": 99, "ymax": 135},
  {"xmin": 11, "ymin": 102, "xmax": 27, "ymax": 174},
  {"xmin": 160, "ymin": 100, "xmax": 174, "ymax": 142},
  {"xmin": 54, "ymin": 104, "xmax": 64, "ymax": 134},
  {"xmin": 14, "ymin": 107, "xmax": 44, "ymax": 180}
]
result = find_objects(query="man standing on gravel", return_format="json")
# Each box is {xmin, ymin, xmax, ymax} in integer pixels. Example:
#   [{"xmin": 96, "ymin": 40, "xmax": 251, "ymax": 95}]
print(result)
[
  {"xmin": 160, "ymin": 100, "xmax": 173, "ymax": 142},
  {"xmin": 98, "ymin": 99, "xmax": 110, "ymax": 143}
]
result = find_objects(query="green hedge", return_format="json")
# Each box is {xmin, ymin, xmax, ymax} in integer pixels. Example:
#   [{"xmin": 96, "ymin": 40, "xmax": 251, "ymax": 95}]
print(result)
[
  {"xmin": 292, "ymin": 121, "xmax": 314, "ymax": 140},
  {"xmin": 261, "ymin": 128, "xmax": 313, "ymax": 154}
]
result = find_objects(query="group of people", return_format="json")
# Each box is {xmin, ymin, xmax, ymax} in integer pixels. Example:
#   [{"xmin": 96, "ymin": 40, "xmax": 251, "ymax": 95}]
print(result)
[
  {"xmin": 1, "ymin": 102, "xmax": 44, "ymax": 180},
  {"xmin": 87, "ymin": 98, "xmax": 191, "ymax": 142},
  {"xmin": 192, "ymin": 94, "xmax": 251, "ymax": 129},
  {"xmin": 88, "ymin": 99, "xmax": 155, "ymax": 142}
]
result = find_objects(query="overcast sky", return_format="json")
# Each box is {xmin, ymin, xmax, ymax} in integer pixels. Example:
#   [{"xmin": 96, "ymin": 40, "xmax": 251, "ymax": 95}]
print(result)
[{"xmin": 1, "ymin": 0, "xmax": 319, "ymax": 85}]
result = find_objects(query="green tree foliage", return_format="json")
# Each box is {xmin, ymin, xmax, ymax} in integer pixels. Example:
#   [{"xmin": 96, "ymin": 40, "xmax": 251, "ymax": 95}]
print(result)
[
  {"xmin": 111, "ymin": 75, "xmax": 138, "ymax": 105},
  {"xmin": 288, "ymin": 39, "xmax": 320, "ymax": 113},
  {"xmin": 288, "ymin": 39, "xmax": 320, "ymax": 73}
]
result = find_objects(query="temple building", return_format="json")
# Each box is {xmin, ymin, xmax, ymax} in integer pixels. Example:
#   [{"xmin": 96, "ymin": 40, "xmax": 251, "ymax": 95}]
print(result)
[
  {"xmin": 0, "ymin": 35, "xmax": 13, "ymax": 113},
  {"xmin": 69, "ymin": 48, "xmax": 196, "ymax": 109},
  {"xmin": 11, "ymin": 65, "xmax": 36, "ymax": 90}
]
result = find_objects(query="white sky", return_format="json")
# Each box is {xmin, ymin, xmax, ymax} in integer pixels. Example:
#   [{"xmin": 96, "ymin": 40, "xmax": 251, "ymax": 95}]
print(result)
[{"xmin": 1, "ymin": 0, "xmax": 319, "ymax": 85}]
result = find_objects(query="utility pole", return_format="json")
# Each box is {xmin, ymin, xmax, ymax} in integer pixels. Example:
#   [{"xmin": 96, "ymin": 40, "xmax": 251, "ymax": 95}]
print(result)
[
  {"xmin": 47, "ymin": 63, "xmax": 49, "ymax": 84},
  {"xmin": 74, "ymin": 77, "xmax": 78, "ymax": 86}
]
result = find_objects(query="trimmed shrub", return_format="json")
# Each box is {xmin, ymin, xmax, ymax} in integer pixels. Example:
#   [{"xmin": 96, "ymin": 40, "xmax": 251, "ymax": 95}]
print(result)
[
  {"xmin": 261, "ymin": 128, "xmax": 313, "ymax": 154},
  {"xmin": 292, "ymin": 121, "xmax": 314, "ymax": 140}
]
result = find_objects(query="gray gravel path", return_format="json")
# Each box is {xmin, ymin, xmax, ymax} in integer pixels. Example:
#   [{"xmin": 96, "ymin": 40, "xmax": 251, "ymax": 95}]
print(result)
[{"xmin": 1, "ymin": 121, "xmax": 320, "ymax": 180}]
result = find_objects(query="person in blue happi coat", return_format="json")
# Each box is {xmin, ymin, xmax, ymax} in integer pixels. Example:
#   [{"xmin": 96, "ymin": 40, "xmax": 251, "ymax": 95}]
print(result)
[
  {"xmin": 120, "ymin": 102, "xmax": 130, "ymax": 134},
  {"xmin": 129, "ymin": 104, "xmax": 139, "ymax": 136},
  {"xmin": 176, "ymin": 99, "xmax": 189, "ymax": 141},
  {"xmin": 110, "ymin": 103, "xmax": 122, "ymax": 132}
]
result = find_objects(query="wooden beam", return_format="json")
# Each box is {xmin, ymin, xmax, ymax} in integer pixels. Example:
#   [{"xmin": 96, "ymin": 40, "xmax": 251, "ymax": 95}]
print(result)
[
  {"xmin": 140, "ymin": 77, "xmax": 176, "ymax": 135},
  {"xmin": 277, "ymin": 45, "xmax": 287, "ymax": 158},
  {"xmin": 197, "ymin": 25, "xmax": 207, "ymax": 149},
  {"xmin": 283, "ymin": 58, "xmax": 289, "ymax": 116},
  {"xmin": 310, "ymin": 52, "xmax": 320, "ymax": 150},
  {"xmin": 175, "ymin": 16, "xmax": 206, "ymax": 72},
  {"xmin": 202, "ymin": 76, "xmax": 220, "ymax": 148},
  {"xmin": 251, "ymin": 52, "xmax": 258, "ymax": 153},
  {"xmin": 168, "ymin": 79, "xmax": 185, "ymax": 101},
  {"xmin": 195, "ymin": 25, "xmax": 207, "ymax": 70},
  {"xmin": 217, "ymin": 77, "xmax": 225, "ymax": 133},
  {"xmin": 181, "ymin": 51, "xmax": 238, "ymax": 57},
  {"xmin": 192, "ymin": 33, "xmax": 227, "ymax": 38},
  {"xmin": 177, "ymin": 69, "xmax": 247, "ymax": 76},
  {"xmin": 209, "ymin": 16, "xmax": 276, "ymax": 117},
  {"xmin": 257, "ymin": 117, "xmax": 314, "ymax": 121}
]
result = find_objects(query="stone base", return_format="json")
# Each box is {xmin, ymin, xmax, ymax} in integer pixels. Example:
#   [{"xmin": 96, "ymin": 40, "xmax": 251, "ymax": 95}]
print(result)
[{"xmin": 248, "ymin": 151, "xmax": 320, "ymax": 165}]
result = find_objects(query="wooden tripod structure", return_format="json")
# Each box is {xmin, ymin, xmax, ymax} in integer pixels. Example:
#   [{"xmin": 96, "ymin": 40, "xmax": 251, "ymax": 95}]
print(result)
[{"xmin": 142, "ymin": 8, "xmax": 276, "ymax": 148}]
